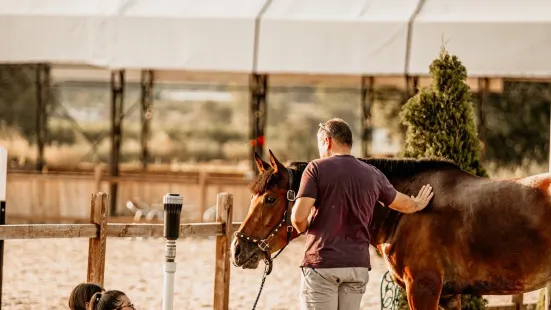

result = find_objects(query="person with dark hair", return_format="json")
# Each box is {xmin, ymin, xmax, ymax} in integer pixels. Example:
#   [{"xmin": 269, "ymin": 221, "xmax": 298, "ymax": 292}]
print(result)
[
  {"xmin": 87, "ymin": 290, "xmax": 135, "ymax": 310},
  {"xmin": 69, "ymin": 283, "xmax": 105, "ymax": 310},
  {"xmin": 290, "ymin": 117, "xmax": 435, "ymax": 310}
]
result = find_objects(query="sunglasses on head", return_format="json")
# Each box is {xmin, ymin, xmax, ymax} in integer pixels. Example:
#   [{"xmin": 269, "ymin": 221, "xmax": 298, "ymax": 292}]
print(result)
[{"xmin": 318, "ymin": 123, "xmax": 331, "ymax": 136}]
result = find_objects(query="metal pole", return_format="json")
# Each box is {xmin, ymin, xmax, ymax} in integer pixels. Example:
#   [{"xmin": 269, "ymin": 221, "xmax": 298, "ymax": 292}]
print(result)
[
  {"xmin": 249, "ymin": 74, "xmax": 267, "ymax": 176},
  {"xmin": 361, "ymin": 76, "xmax": 374, "ymax": 158},
  {"xmin": 110, "ymin": 70, "xmax": 124, "ymax": 216},
  {"xmin": 140, "ymin": 70, "xmax": 154, "ymax": 171},
  {"xmin": 0, "ymin": 146, "xmax": 8, "ymax": 309},
  {"xmin": 162, "ymin": 193, "xmax": 183, "ymax": 310}
]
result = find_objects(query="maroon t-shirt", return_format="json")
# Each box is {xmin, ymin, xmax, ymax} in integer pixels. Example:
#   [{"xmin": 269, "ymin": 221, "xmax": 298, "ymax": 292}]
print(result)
[{"xmin": 297, "ymin": 154, "xmax": 397, "ymax": 269}]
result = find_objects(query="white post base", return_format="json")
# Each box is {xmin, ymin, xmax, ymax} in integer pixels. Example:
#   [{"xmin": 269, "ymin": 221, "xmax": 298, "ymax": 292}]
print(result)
[{"xmin": 162, "ymin": 261, "xmax": 177, "ymax": 310}]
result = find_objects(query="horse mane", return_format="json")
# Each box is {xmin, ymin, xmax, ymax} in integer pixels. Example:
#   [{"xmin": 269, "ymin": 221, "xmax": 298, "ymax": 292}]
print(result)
[
  {"xmin": 360, "ymin": 157, "xmax": 462, "ymax": 178},
  {"xmin": 248, "ymin": 157, "xmax": 461, "ymax": 194}
]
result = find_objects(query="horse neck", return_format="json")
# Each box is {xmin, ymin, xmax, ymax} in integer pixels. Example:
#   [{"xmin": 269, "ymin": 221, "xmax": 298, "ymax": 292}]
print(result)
[
  {"xmin": 367, "ymin": 170, "xmax": 438, "ymax": 246},
  {"xmin": 368, "ymin": 176, "xmax": 410, "ymax": 247}
]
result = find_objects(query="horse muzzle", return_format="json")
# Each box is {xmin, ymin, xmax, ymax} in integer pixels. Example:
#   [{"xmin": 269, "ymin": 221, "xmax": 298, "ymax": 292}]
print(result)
[{"xmin": 231, "ymin": 235, "xmax": 262, "ymax": 269}]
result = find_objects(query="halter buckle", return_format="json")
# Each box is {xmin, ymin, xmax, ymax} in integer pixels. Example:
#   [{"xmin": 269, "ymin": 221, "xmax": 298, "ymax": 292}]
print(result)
[
  {"xmin": 287, "ymin": 225, "xmax": 294, "ymax": 233},
  {"xmin": 286, "ymin": 190, "xmax": 296, "ymax": 202},
  {"xmin": 258, "ymin": 239, "xmax": 269, "ymax": 252}
]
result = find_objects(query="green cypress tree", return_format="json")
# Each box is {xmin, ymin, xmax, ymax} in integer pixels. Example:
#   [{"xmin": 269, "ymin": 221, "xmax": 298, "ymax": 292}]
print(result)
[
  {"xmin": 394, "ymin": 46, "xmax": 489, "ymax": 309},
  {"xmin": 400, "ymin": 46, "xmax": 488, "ymax": 177}
]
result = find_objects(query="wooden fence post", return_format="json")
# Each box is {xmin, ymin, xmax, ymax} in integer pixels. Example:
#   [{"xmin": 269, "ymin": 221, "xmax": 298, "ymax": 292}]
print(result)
[
  {"xmin": 87, "ymin": 192, "xmax": 108, "ymax": 286},
  {"xmin": 199, "ymin": 171, "xmax": 207, "ymax": 222},
  {"xmin": 546, "ymin": 286, "xmax": 551, "ymax": 310},
  {"xmin": 94, "ymin": 165, "xmax": 103, "ymax": 194},
  {"xmin": 213, "ymin": 192, "xmax": 233, "ymax": 310},
  {"xmin": 511, "ymin": 294, "xmax": 523, "ymax": 310}
]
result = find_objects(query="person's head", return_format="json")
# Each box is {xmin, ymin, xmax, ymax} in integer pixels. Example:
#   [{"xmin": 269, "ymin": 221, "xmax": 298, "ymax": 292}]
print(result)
[
  {"xmin": 317, "ymin": 118, "xmax": 353, "ymax": 158},
  {"xmin": 87, "ymin": 290, "xmax": 134, "ymax": 310},
  {"xmin": 69, "ymin": 283, "xmax": 105, "ymax": 310}
]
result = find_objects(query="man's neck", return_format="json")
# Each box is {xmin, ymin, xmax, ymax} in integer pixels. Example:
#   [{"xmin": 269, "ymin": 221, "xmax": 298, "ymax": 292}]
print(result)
[{"xmin": 329, "ymin": 148, "xmax": 352, "ymax": 157}]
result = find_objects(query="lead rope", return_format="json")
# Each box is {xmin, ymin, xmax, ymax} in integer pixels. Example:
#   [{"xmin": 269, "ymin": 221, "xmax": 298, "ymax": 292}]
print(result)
[
  {"xmin": 250, "ymin": 233, "xmax": 291, "ymax": 310},
  {"xmin": 251, "ymin": 263, "xmax": 270, "ymax": 310}
]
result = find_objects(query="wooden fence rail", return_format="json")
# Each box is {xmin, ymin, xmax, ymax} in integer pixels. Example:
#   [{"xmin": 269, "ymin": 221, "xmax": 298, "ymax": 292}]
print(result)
[
  {"xmin": 5, "ymin": 166, "xmax": 252, "ymax": 223},
  {"xmin": 0, "ymin": 192, "xmax": 239, "ymax": 310}
]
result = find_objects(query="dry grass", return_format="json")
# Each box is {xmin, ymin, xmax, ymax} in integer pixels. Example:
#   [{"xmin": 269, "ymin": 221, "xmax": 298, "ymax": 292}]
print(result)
[
  {"xmin": 2, "ymin": 127, "xmax": 548, "ymax": 179},
  {"xmin": 0, "ymin": 123, "xmax": 251, "ymax": 172},
  {"xmin": 486, "ymin": 159, "xmax": 549, "ymax": 179}
]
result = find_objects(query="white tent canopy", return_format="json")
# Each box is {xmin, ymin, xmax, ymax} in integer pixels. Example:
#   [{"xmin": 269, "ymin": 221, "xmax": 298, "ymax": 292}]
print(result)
[
  {"xmin": 255, "ymin": 0, "xmax": 421, "ymax": 76},
  {"xmin": 408, "ymin": 0, "xmax": 551, "ymax": 78},
  {"xmin": 108, "ymin": 0, "xmax": 268, "ymax": 72},
  {"xmin": 0, "ymin": 0, "xmax": 118, "ymax": 66},
  {"xmin": 2, "ymin": 0, "xmax": 551, "ymax": 78}
]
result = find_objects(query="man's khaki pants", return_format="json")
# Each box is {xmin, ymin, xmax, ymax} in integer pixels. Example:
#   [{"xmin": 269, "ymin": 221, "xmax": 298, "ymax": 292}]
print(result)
[{"xmin": 299, "ymin": 267, "xmax": 370, "ymax": 310}]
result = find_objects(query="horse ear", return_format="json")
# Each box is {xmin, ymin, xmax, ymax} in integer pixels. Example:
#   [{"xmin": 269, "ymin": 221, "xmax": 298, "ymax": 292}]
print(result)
[
  {"xmin": 268, "ymin": 149, "xmax": 285, "ymax": 174},
  {"xmin": 254, "ymin": 152, "xmax": 271, "ymax": 173}
]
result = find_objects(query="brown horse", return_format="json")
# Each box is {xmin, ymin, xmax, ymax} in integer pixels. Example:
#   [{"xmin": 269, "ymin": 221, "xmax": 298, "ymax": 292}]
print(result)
[{"xmin": 231, "ymin": 150, "xmax": 551, "ymax": 309}]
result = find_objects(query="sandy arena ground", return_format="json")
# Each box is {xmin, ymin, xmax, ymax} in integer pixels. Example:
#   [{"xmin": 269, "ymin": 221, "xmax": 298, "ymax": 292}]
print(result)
[{"xmin": 2, "ymin": 236, "xmax": 541, "ymax": 309}]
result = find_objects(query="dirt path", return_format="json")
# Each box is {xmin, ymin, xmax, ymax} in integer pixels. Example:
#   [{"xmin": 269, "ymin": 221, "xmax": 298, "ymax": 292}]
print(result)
[{"xmin": 1, "ymin": 237, "xmax": 541, "ymax": 309}]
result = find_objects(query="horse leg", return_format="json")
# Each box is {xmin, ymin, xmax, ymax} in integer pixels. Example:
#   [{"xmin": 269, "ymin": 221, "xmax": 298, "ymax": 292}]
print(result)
[
  {"xmin": 405, "ymin": 271, "xmax": 443, "ymax": 310},
  {"xmin": 438, "ymin": 294, "xmax": 461, "ymax": 310}
]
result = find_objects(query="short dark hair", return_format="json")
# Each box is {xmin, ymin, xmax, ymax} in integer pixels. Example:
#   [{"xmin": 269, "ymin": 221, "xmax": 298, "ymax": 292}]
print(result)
[{"xmin": 318, "ymin": 118, "xmax": 353, "ymax": 147}]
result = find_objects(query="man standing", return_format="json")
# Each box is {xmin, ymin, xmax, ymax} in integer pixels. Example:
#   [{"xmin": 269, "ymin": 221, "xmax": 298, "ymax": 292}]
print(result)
[{"xmin": 290, "ymin": 118, "xmax": 434, "ymax": 310}]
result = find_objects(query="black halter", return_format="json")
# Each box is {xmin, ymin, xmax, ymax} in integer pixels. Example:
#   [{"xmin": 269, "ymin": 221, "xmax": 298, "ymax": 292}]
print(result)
[
  {"xmin": 235, "ymin": 167, "xmax": 298, "ymax": 310},
  {"xmin": 234, "ymin": 167, "xmax": 297, "ymax": 275}
]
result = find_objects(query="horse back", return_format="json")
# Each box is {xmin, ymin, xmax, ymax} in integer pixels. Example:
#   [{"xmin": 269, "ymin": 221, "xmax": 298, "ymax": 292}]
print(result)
[
  {"xmin": 386, "ymin": 171, "xmax": 551, "ymax": 294},
  {"xmin": 513, "ymin": 172, "xmax": 551, "ymax": 194}
]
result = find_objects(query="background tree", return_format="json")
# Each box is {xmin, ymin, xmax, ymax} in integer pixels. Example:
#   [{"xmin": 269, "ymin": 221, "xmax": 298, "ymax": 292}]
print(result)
[
  {"xmin": 395, "ymin": 46, "xmax": 489, "ymax": 309},
  {"xmin": 482, "ymin": 81, "xmax": 550, "ymax": 167},
  {"xmin": 0, "ymin": 65, "xmax": 41, "ymax": 140}
]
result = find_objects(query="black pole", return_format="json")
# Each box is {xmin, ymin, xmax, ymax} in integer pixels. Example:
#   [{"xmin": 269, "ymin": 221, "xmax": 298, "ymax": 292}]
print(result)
[
  {"xmin": 249, "ymin": 74, "xmax": 268, "ymax": 175},
  {"xmin": 361, "ymin": 76, "xmax": 374, "ymax": 158},
  {"xmin": 140, "ymin": 70, "xmax": 154, "ymax": 171},
  {"xmin": 163, "ymin": 193, "xmax": 183, "ymax": 241},
  {"xmin": 110, "ymin": 71, "xmax": 124, "ymax": 216},
  {"xmin": 35, "ymin": 64, "xmax": 49, "ymax": 172},
  {"xmin": 0, "ymin": 147, "xmax": 8, "ymax": 310}
]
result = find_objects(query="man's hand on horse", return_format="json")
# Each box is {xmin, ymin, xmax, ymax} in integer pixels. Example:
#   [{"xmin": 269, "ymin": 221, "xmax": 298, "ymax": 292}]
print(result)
[
  {"xmin": 411, "ymin": 184, "xmax": 434, "ymax": 211},
  {"xmin": 386, "ymin": 184, "xmax": 434, "ymax": 213}
]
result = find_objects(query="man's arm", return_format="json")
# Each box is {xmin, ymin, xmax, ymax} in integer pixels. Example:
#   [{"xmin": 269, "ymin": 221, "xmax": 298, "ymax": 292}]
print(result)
[
  {"xmin": 386, "ymin": 184, "xmax": 434, "ymax": 213},
  {"xmin": 291, "ymin": 197, "xmax": 315, "ymax": 234},
  {"xmin": 291, "ymin": 162, "xmax": 318, "ymax": 234}
]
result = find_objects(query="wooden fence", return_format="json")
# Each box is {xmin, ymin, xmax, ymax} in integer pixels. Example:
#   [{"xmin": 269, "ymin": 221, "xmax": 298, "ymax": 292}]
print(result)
[
  {"xmin": 0, "ymin": 191, "xmax": 238, "ymax": 310},
  {"xmin": 5, "ymin": 166, "xmax": 252, "ymax": 224},
  {"xmin": 486, "ymin": 294, "xmax": 537, "ymax": 310}
]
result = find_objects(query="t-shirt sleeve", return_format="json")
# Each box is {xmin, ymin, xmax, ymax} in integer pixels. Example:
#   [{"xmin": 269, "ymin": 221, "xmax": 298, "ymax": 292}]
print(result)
[
  {"xmin": 296, "ymin": 162, "xmax": 318, "ymax": 200},
  {"xmin": 375, "ymin": 168, "xmax": 397, "ymax": 206}
]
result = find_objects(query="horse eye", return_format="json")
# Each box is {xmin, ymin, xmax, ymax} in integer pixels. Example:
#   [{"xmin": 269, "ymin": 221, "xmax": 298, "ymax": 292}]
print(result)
[{"xmin": 265, "ymin": 197, "xmax": 276, "ymax": 205}]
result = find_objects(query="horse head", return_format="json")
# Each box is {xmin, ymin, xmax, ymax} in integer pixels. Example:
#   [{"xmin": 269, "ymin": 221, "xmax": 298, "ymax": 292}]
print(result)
[{"xmin": 231, "ymin": 150, "xmax": 302, "ymax": 271}]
